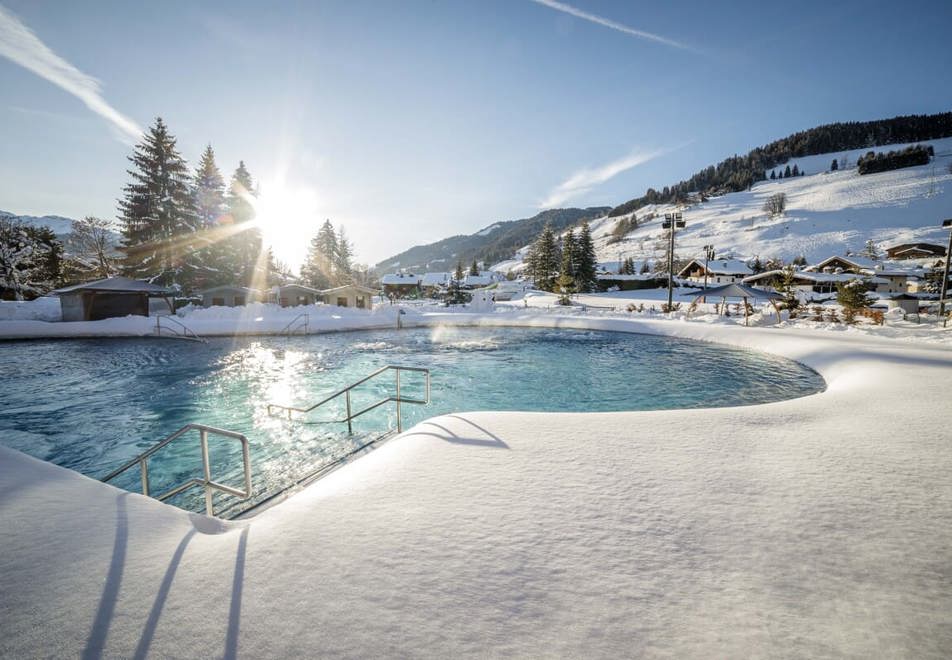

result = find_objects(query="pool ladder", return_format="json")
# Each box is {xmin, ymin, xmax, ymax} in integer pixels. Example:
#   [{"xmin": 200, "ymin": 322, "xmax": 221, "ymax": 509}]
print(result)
[
  {"xmin": 279, "ymin": 313, "xmax": 309, "ymax": 337},
  {"xmin": 101, "ymin": 423, "xmax": 252, "ymax": 517},
  {"xmin": 154, "ymin": 315, "xmax": 206, "ymax": 342},
  {"xmin": 267, "ymin": 364, "xmax": 430, "ymax": 434}
]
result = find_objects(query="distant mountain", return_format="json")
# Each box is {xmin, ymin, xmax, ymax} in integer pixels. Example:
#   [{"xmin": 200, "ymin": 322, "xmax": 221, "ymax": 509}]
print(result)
[
  {"xmin": 0, "ymin": 210, "xmax": 79, "ymax": 236},
  {"xmin": 376, "ymin": 207, "xmax": 610, "ymax": 272}
]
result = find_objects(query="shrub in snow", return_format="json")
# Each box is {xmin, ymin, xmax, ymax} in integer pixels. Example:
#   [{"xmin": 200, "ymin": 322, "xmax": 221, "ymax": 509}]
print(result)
[{"xmin": 836, "ymin": 280, "xmax": 874, "ymax": 324}]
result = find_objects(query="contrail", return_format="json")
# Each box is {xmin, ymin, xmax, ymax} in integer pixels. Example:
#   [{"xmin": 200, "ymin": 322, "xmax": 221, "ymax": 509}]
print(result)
[
  {"xmin": 0, "ymin": 4, "xmax": 142, "ymax": 143},
  {"xmin": 540, "ymin": 146, "xmax": 676, "ymax": 208},
  {"xmin": 529, "ymin": 0, "xmax": 692, "ymax": 51}
]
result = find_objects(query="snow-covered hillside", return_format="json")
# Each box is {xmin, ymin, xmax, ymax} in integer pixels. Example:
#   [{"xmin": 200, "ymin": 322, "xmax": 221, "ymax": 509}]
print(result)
[
  {"xmin": 0, "ymin": 210, "xmax": 78, "ymax": 236},
  {"xmin": 493, "ymin": 138, "xmax": 952, "ymax": 272}
]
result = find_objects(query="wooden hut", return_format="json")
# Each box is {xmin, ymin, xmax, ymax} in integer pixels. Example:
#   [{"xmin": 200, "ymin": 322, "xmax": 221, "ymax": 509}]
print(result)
[
  {"xmin": 51, "ymin": 277, "xmax": 174, "ymax": 322},
  {"xmin": 273, "ymin": 284, "xmax": 323, "ymax": 307},
  {"xmin": 321, "ymin": 284, "xmax": 377, "ymax": 309}
]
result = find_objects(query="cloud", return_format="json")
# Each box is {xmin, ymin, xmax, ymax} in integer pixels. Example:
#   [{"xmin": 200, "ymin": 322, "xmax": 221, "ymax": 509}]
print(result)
[
  {"xmin": 529, "ymin": 0, "xmax": 692, "ymax": 51},
  {"xmin": 539, "ymin": 146, "xmax": 674, "ymax": 208},
  {"xmin": 0, "ymin": 4, "xmax": 141, "ymax": 143}
]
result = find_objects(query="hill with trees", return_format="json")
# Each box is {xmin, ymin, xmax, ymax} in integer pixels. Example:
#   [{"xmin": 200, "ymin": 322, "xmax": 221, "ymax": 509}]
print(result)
[
  {"xmin": 375, "ymin": 207, "xmax": 609, "ymax": 273},
  {"xmin": 608, "ymin": 112, "xmax": 952, "ymax": 217}
]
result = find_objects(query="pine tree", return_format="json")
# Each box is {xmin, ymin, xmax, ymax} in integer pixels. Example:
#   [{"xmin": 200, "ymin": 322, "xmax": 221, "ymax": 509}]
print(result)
[
  {"xmin": 0, "ymin": 218, "xmax": 61, "ymax": 299},
  {"xmin": 190, "ymin": 145, "xmax": 229, "ymax": 287},
  {"xmin": 118, "ymin": 117, "xmax": 199, "ymax": 287},
  {"xmin": 223, "ymin": 161, "xmax": 261, "ymax": 286},
  {"xmin": 574, "ymin": 221, "xmax": 598, "ymax": 292},
  {"xmin": 561, "ymin": 229, "xmax": 577, "ymax": 278},
  {"xmin": 301, "ymin": 219, "xmax": 338, "ymax": 289},
  {"xmin": 837, "ymin": 279, "xmax": 873, "ymax": 323},
  {"xmin": 469, "ymin": 259, "xmax": 479, "ymax": 276},
  {"xmin": 640, "ymin": 260, "xmax": 650, "ymax": 274},
  {"xmin": 527, "ymin": 223, "xmax": 559, "ymax": 291},
  {"xmin": 455, "ymin": 260, "xmax": 465, "ymax": 282},
  {"xmin": 784, "ymin": 164, "xmax": 792, "ymax": 178},
  {"xmin": 861, "ymin": 239, "xmax": 880, "ymax": 260},
  {"xmin": 792, "ymin": 164, "xmax": 800, "ymax": 176},
  {"xmin": 770, "ymin": 170, "xmax": 777, "ymax": 179},
  {"xmin": 831, "ymin": 158, "xmax": 839, "ymax": 172},
  {"xmin": 335, "ymin": 226, "xmax": 353, "ymax": 284}
]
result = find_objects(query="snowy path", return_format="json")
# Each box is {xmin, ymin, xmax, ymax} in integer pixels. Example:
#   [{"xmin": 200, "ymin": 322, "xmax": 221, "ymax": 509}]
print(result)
[{"xmin": 1, "ymin": 316, "xmax": 951, "ymax": 657}]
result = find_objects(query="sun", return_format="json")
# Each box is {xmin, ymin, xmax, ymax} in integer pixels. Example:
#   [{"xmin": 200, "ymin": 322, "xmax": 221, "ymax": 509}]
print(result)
[{"xmin": 252, "ymin": 183, "xmax": 320, "ymax": 270}]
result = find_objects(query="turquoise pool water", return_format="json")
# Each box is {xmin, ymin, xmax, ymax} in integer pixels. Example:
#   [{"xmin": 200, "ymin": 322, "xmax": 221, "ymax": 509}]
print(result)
[{"xmin": 0, "ymin": 326, "xmax": 823, "ymax": 512}]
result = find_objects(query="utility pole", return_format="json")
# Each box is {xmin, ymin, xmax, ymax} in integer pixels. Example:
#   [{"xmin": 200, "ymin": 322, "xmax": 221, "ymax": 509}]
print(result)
[
  {"xmin": 702, "ymin": 244, "xmax": 715, "ymax": 303},
  {"xmin": 940, "ymin": 218, "xmax": 952, "ymax": 324},
  {"xmin": 663, "ymin": 211, "xmax": 685, "ymax": 311}
]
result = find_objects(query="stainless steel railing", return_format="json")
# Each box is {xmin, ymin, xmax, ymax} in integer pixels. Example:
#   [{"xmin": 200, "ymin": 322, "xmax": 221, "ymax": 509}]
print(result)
[
  {"xmin": 266, "ymin": 365, "xmax": 430, "ymax": 434},
  {"xmin": 154, "ymin": 315, "xmax": 206, "ymax": 342},
  {"xmin": 101, "ymin": 423, "xmax": 252, "ymax": 517},
  {"xmin": 279, "ymin": 312, "xmax": 309, "ymax": 337}
]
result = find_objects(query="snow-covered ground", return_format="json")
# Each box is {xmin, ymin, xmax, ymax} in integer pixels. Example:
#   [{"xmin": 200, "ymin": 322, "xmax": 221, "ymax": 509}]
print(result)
[
  {"xmin": 492, "ymin": 137, "xmax": 952, "ymax": 273},
  {"xmin": 1, "ymin": 314, "xmax": 951, "ymax": 657}
]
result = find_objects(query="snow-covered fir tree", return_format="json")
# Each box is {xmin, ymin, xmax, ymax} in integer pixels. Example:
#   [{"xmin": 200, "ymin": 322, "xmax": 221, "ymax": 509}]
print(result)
[
  {"xmin": 191, "ymin": 145, "xmax": 230, "ymax": 287},
  {"xmin": 118, "ymin": 117, "xmax": 200, "ymax": 287},
  {"xmin": 223, "ymin": 161, "xmax": 264, "ymax": 286},
  {"xmin": 335, "ymin": 226, "xmax": 353, "ymax": 283},
  {"xmin": 0, "ymin": 218, "xmax": 56, "ymax": 300},
  {"xmin": 301, "ymin": 220, "xmax": 342, "ymax": 289}
]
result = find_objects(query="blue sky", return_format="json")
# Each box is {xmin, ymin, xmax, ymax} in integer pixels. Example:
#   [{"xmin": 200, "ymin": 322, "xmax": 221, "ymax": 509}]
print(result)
[{"xmin": 1, "ymin": 0, "xmax": 951, "ymax": 266}]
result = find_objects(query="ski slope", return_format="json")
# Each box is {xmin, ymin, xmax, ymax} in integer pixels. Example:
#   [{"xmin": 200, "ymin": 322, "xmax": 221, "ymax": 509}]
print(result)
[{"xmin": 493, "ymin": 138, "xmax": 952, "ymax": 272}]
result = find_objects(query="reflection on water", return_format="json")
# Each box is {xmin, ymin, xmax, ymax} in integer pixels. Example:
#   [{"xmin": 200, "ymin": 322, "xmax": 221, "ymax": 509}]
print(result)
[{"xmin": 0, "ymin": 327, "xmax": 823, "ymax": 512}]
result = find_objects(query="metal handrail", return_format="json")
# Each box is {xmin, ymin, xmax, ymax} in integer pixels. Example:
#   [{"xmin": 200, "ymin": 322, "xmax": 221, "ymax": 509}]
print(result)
[
  {"xmin": 101, "ymin": 423, "xmax": 252, "ymax": 517},
  {"xmin": 155, "ymin": 315, "xmax": 206, "ymax": 342},
  {"xmin": 279, "ymin": 313, "xmax": 309, "ymax": 337},
  {"xmin": 266, "ymin": 365, "xmax": 430, "ymax": 434}
]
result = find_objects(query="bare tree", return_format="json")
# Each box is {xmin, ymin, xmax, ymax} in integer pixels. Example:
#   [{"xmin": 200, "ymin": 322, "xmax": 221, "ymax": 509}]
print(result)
[
  {"xmin": 763, "ymin": 192, "xmax": 786, "ymax": 218},
  {"xmin": 71, "ymin": 216, "xmax": 117, "ymax": 278}
]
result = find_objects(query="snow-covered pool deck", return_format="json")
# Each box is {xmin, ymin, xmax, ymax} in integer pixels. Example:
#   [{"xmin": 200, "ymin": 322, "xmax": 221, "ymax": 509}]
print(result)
[{"xmin": 1, "ymin": 315, "xmax": 951, "ymax": 657}]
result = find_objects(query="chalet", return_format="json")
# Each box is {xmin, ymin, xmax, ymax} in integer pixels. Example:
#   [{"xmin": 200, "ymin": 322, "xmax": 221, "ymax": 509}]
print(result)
[
  {"xmin": 272, "ymin": 284, "xmax": 323, "ymax": 307},
  {"xmin": 321, "ymin": 284, "xmax": 376, "ymax": 309},
  {"xmin": 462, "ymin": 272, "xmax": 497, "ymax": 289},
  {"xmin": 381, "ymin": 273, "xmax": 422, "ymax": 298},
  {"xmin": 420, "ymin": 272, "xmax": 451, "ymax": 296},
  {"xmin": 51, "ymin": 277, "xmax": 174, "ymax": 322},
  {"xmin": 886, "ymin": 243, "xmax": 946, "ymax": 259},
  {"xmin": 807, "ymin": 256, "xmax": 908, "ymax": 294},
  {"xmin": 743, "ymin": 270, "xmax": 888, "ymax": 297},
  {"xmin": 677, "ymin": 258, "xmax": 752, "ymax": 286}
]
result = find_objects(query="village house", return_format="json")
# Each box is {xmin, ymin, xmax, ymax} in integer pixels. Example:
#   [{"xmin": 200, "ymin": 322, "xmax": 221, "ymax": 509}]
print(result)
[
  {"xmin": 742, "ymin": 269, "xmax": 889, "ymax": 297},
  {"xmin": 198, "ymin": 286, "xmax": 263, "ymax": 307},
  {"xmin": 420, "ymin": 272, "xmax": 451, "ymax": 296},
  {"xmin": 886, "ymin": 242, "xmax": 946, "ymax": 259},
  {"xmin": 462, "ymin": 272, "xmax": 497, "ymax": 289},
  {"xmin": 380, "ymin": 273, "xmax": 422, "ymax": 298},
  {"xmin": 677, "ymin": 258, "xmax": 753, "ymax": 286},
  {"xmin": 806, "ymin": 256, "xmax": 909, "ymax": 294},
  {"xmin": 321, "ymin": 284, "xmax": 376, "ymax": 309}
]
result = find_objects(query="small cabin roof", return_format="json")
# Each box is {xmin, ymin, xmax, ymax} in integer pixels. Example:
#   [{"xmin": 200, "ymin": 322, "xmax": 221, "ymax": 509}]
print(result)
[
  {"xmin": 51, "ymin": 276, "xmax": 174, "ymax": 296},
  {"xmin": 381, "ymin": 273, "xmax": 422, "ymax": 285},
  {"xmin": 321, "ymin": 284, "xmax": 379, "ymax": 294},
  {"xmin": 274, "ymin": 284, "xmax": 323, "ymax": 295},
  {"xmin": 197, "ymin": 286, "xmax": 260, "ymax": 295},
  {"xmin": 677, "ymin": 258, "xmax": 752, "ymax": 278}
]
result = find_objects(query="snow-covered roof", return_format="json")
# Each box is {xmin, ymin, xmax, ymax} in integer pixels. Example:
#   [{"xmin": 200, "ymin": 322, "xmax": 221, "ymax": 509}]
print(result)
[
  {"xmin": 807, "ymin": 255, "xmax": 878, "ymax": 272},
  {"xmin": 321, "ymin": 284, "xmax": 379, "ymax": 294},
  {"xmin": 463, "ymin": 274, "xmax": 494, "ymax": 286},
  {"xmin": 51, "ymin": 277, "xmax": 174, "ymax": 296},
  {"xmin": 380, "ymin": 274, "xmax": 422, "ymax": 285},
  {"xmin": 197, "ymin": 285, "xmax": 261, "ymax": 295},
  {"xmin": 597, "ymin": 273, "xmax": 656, "ymax": 281},
  {"xmin": 744, "ymin": 270, "xmax": 888, "ymax": 285},
  {"xmin": 421, "ymin": 272, "xmax": 451, "ymax": 286},
  {"xmin": 678, "ymin": 258, "xmax": 752, "ymax": 277}
]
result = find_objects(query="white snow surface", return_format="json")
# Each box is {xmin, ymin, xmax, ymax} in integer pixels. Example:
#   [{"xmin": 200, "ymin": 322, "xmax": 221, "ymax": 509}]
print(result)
[
  {"xmin": 1, "ymin": 314, "xmax": 951, "ymax": 657},
  {"xmin": 495, "ymin": 138, "xmax": 952, "ymax": 274}
]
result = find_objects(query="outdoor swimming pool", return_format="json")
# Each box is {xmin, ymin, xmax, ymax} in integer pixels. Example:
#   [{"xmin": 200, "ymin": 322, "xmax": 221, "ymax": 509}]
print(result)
[{"xmin": 0, "ymin": 326, "xmax": 824, "ymax": 513}]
